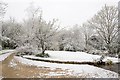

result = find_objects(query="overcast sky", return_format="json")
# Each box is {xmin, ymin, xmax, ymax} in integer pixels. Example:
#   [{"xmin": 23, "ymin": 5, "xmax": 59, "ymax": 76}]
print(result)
[{"xmin": 3, "ymin": 0, "xmax": 119, "ymax": 27}]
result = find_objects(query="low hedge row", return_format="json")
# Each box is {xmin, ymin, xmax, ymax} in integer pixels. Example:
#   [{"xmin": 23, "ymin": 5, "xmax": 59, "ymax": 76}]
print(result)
[{"xmin": 23, "ymin": 57, "xmax": 113, "ymax": 66}]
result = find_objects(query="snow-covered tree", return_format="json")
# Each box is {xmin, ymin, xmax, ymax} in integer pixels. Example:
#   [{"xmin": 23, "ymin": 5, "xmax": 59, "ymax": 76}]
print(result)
[
  {"xmin": 0, "ymin": 1, "xmax": 7, "ymax": 50},
  {"xmin": 2, "ymin": 17, "xmax": 23, "ymax": 47},
  {"xmin": 57, "ymin": 29, "xmax": 69, "ymax": 51},
  {"xmin": 0, "ymin": 1, "xmax": 7, "ymax": 21},
  {"xmin": 35, "ymin": 18, "xmax": 59, "ymax": 54},
  {"xmin": 24, "ymin": 3, "xmax": 60, "ymax": 56},
  {"xmin": 0, "ymin": 1, "xmax": 7, "ymax": 34},
  {"xmin": 88, "ymin": 5, "xmax": 118, "ymax": 54},
  {"xmin": 67, "ymin": 25, "xmax": 84, "ymax": 51},
  {"xmin": 81, "ymin": 23, "xmax": 94, "ymax": 52},
  {"xmin": 57, "ymin": 25, "xmax": 84, "ymax": 51}
]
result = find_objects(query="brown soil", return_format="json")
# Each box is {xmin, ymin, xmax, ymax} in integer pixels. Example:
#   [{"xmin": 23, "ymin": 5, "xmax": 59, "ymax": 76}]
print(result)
[{"xmin": 0, "ymin": 53, "xmax": 83, "ymax": 78}]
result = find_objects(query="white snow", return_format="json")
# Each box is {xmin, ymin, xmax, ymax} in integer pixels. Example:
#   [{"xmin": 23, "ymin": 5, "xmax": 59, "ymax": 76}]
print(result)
[
  {"xmin": 15, "ymin": 56, "xmax": 118, "ymax": 78},
  {"xmin": 46, "ymin": 72, "xmax": 67, "ymax": 76},
  {"xmin": 0, "ymin": 50, "xmax": 15, "ymax": 61},
  {"xmin": 23, "ymin": 51, "xmax": 118, "ymax": 63},
  {"xmin": 0, "ymin": 49, "xmax": 15, "ymax": 54},
  {"xmin": 9, "ymin": 59, "xmax": 17, "ymax": 67}
]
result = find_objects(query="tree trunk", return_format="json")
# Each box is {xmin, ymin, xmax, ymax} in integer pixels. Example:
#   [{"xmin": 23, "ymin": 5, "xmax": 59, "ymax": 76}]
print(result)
[
  {"xmin": 107, "ymin": 41, "xmax": 112, "ymax": 54},
  {"xmin": 41, "ymin": 40, "xmax": 46, "ymax": 55},
  {"xmin": 41, "ymin": 48, "xmax": 45, "ymax": 54},
  {"xmin": 108, "ymin": 46, "xmax": 111, "ymax": 54},
  {"xmin": 85, "ymin": 35, "xmax": 89, "ymax": 52}
]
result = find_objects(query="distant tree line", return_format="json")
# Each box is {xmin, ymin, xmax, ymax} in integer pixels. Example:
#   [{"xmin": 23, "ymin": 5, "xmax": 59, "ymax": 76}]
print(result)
[{"xmin": 0, "ymin": 2, "xmax": 119, "ymax": 57}]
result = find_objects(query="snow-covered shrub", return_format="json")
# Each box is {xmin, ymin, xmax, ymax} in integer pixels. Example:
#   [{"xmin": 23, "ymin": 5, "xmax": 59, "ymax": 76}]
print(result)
[
  {"xmin": 16, "ymin": 44, "xmax": 39, "ymax": 56},
  {"xmin": 64, "ymin": 44, "xmax": 76, "ymax": 52},
  {"xmin": 99, "ymin": 55, "xmax": 105, "ymax": 62},
  {"xmin": 93, "ymin": 55, "xmax": 106, "ymax": 65},
  {"xmin": 0, "ymin": 36, "xmax": 17, "ymax": 49},
  {"xmin": 35, "ymin": 53, "xmax": 50, "ymax": 58},
  {"xmin": 89, "ymin": 49, "xmax": 103, "ymax": 55}
]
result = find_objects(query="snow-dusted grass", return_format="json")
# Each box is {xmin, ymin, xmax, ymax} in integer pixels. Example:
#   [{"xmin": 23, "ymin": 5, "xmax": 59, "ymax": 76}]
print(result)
[
  {"xmin": 23, "ymin": 51, "xmax": 118, "ymax": 63},
  {"xmin": 0, "ymin": 49, "xmax": 15, "ymax": 54},
  {"xmin": 0, "ymin": 49, "xmax": 15, "ymax": 61},
  {"xmin": 15, "ymin": 56, "xmax": 118, "ymax": 78}
]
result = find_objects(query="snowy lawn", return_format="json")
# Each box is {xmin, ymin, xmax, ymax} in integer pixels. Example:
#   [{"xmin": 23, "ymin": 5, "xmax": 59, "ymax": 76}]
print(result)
[
  {"xmin": 23, "ymin": 51, "xmax": 118, "ymax": 63},
  {"xmin": 0, "ymin": 49, "xmax": 15, "ymax": 61},
  {"xmin": 15, "ymin": 56, "xmax": 118, "ymax": 78}
]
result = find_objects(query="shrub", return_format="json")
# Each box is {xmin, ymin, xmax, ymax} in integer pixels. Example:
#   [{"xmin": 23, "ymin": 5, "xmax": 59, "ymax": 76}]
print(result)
[
  {"xmin": 106, "ymin": 59, "xmax": 113, "ymax": 65},
  {"xmin": 15, "ymin": 52, "xmax": 23, "ymax": 56},
  {"xmin": 36, "ymin": 53, "xmax": 50, "ymax": 58}
]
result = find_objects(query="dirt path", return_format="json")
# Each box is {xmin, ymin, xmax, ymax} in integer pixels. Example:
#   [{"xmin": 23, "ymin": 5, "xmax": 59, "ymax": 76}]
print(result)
[{"xmin": 1, "ymin": 53, "xmax": 82, "ymax": 78}]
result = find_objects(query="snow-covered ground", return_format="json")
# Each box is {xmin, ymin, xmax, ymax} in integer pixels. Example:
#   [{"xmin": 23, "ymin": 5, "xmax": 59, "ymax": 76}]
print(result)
[
  {"xmin": 23, "ymin": 51, "xmax": 118, "ymax": 63},
  {"xmin": 0, "ymin": 50, "xmax": 118, "ymax": 78},
  {"xmin": 15, "ymin": 56, "xmax": 118, "ymax": 78},
  {"xmin": 0, "ymin": 50, "xmax": 15, "ymax": 61},
  {"xmin": 0, "ymin": 50, "xmax": 15, "ymax": 54}
]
